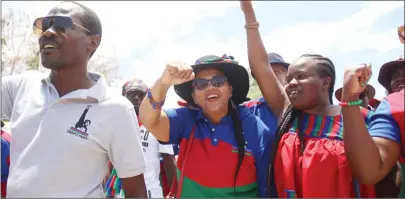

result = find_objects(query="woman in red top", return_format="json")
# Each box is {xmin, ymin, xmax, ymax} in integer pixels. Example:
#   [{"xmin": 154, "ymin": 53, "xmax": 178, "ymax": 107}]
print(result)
[{"xmin": 241, "ymin": 1, "xmax": 397, "ymax": 197}]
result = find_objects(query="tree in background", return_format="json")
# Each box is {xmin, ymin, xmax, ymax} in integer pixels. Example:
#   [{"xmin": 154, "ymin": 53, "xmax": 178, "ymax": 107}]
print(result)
[
  {"xmin": 247, "ymin": 69, "xmax": 263, "ymax": 100},
  {"xmin": 88, "ymin": 51, "xmax": 120, "ymax": 86},
  {"xmin": 1, "ymin": 8, "xmax": 120, "ymax": 86},
  {"xmin": 1, "ymin": 8, "xmax": 38, "ymax": 75}
]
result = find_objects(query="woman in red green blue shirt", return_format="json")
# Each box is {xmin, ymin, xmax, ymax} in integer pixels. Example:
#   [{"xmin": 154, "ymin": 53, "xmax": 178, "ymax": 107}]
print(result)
[
  {"xmin": 341, "ymin": 57, "xmax": 404, "ymax": 197},
  {"xmin": 139, "ymin": 55, "xmax": 273, "ymax": 198}
]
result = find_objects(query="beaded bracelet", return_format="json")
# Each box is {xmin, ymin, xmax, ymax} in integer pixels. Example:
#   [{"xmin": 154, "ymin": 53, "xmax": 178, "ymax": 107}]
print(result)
[
  {"xmin": 244, "ymin": 21, "xmax": 260, "ymax": 29},
  {"xmin": 147, "ymin": 89, "xmax": 165, "ymax": 110},
  {"xmin": 339, "ymin": 99, "xmax": 363, "ymax": 107}
]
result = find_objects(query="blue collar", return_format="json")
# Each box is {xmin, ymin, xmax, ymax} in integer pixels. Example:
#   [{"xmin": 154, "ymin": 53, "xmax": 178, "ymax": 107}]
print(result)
[{"xmin": 195, "ymin": 105, "xmax": 250, "ymax": 123}]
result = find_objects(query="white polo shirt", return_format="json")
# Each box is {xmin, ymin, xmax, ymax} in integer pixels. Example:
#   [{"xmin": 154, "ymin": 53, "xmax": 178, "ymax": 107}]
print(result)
[
  {"xmin": 1, "ymin": 72, "xmax": 145, "ymax": 198},
  {"xmin": 139, "ymin": 124, "xmax": 173, "ymax": 198}
]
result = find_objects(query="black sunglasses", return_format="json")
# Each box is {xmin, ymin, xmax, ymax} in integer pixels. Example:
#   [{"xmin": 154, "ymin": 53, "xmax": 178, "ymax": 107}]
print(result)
[
  {"xmin": 33, "ymin": 16, "xmax": 92, "ymax": 35},
  {"xmin": 192, "ymin": 76, "xmax": 228, "ymax": 91}
]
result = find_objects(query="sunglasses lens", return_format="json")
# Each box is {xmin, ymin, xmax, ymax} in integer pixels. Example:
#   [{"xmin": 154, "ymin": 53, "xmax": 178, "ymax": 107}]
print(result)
[
  {"xmin": 211, "ymin": 76, "xmax": 227, "ymax": 87},
  {"xmin": 33, "ymin": 16, "xmax": 73, "ymax": 35},
  {"xmin": 194, "ymin": 79, "xmax": 209, "ymax": 90}
]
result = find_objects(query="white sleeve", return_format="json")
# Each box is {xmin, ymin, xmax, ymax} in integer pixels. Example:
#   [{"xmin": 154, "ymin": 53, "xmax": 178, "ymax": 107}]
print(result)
[
  {"xmin": 108, "ymin": 107, "xmax": 145, "ymax": 178},
  {"xmin": 1, "ymin": 75, "xmax": 21, "ymax": 120},
  {"xmin": 158, "ymin": 143, "xmax": 174, "ymax": 155}
]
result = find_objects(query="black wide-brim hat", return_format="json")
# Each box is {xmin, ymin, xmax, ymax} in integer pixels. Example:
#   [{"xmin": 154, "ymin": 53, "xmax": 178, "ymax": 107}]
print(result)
[
  {"xmin": 378, "ymin": 57, "xmax": 404, "ymax": 92},
  {"xmin": 174, "ymin": 54, "xmax": 250, "ymax": 106}
]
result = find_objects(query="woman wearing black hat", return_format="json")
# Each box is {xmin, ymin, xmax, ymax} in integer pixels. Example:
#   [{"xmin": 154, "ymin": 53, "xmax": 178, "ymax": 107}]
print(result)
[
  {"xmin": 341, "ymin": 57, "xmax": 405, "ymax": 197},
  {"xmin": 139, "ymin": 55, "xmax": 272, "ymax": 198}
]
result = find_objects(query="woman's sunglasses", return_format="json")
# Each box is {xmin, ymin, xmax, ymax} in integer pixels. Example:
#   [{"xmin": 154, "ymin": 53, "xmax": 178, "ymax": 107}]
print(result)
[
  {"xmin": 192, "ymin": 76, "xmax": 228, "ymax": 91},
  {"xmin": 33, "ymin": 16, "xmax": 92, "ymax": 35}
]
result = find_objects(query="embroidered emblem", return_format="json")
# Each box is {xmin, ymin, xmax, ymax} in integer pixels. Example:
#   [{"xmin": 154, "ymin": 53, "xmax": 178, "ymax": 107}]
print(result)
[
  {"xmin": 285, "ymin": 189, "xmax": 297, "ymax": 198},
  {"xmin": 66, "ymin": 105, "xmax": 92, "ymax": 140}
]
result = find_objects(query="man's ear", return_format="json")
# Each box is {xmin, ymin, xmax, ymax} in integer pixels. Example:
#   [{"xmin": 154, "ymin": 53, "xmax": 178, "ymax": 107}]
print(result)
[
  {"xmin": 88, "ymin": 35, "xmax": 100, "ymax": 53},
  {"xmin": 229, "ymin": 85, "xmax": 233, "ymax": 97}
]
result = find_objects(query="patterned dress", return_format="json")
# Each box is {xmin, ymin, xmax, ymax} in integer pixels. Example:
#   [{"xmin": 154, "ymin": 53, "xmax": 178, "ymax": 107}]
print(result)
[{"xmin": 274, "ymin": 108, "xmax": 376, "ymax": 198}]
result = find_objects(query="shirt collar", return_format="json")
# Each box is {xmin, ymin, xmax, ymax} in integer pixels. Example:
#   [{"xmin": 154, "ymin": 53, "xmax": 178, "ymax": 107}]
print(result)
[
  {"xmin": 41, "ymin": 72, "xmax": 107, "ymax": 103},
  {"xmin": 195, "ymin": 105, "xmax": 250, "ymax": 122}
]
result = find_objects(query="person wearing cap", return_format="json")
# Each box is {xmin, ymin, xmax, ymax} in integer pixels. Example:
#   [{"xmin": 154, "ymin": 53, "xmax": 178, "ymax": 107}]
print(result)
[
  {"xmin": 105, "ymin": 78, "xmax": 177, "ymax": 198},
  {"xmin": 341, "ymin": 57, "xmax": 405, "ymax": 197},
  {"xmin": 1, "ymin": 120, "xmax": 11, "ymax": 197},
  {"xmin": 244, "ymin": 52, "xmax": 289, "ymax": 132},
  {"xmin": 139, "ymin": 54, "xmax": 272, "ymax": 198},
  {"xmin": 251, "ymin": 53, "xmax": 289, "ymax": 86},
  {"xmin": 335, "ymin": 84, "xmax": 376, "ymax": 110}
]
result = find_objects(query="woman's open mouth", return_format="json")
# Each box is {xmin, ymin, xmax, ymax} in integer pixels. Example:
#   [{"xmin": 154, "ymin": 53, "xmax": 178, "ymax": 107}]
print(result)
[{"xmin": 206, "ymin": 94, "xmax": 219, "ymax": 102}]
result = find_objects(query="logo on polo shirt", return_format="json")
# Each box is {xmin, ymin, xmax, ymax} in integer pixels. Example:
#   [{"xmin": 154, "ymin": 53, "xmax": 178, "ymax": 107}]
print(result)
[
  {"xmin": 66, "ymin": 105, "xmax": 92, "ymax": 140},
  {"xmin": 231, "ymin": 146, "xmax": 253, "ymax": 156},
  {"xmin": 284, "ymin": 189, "xmax": 297, "ymax": 198}
]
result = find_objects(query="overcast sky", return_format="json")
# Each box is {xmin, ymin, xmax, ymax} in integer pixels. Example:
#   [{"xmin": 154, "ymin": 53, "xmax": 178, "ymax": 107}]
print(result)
[{"xmin": 2, "ymin": 1, "xmax": 404, "ymax": 107}]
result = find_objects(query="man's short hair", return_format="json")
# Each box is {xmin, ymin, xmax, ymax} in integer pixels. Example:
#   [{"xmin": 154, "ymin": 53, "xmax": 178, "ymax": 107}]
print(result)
[{"xmin": 63, "ymin": 1, "xmax": 102, "ymax": 57}]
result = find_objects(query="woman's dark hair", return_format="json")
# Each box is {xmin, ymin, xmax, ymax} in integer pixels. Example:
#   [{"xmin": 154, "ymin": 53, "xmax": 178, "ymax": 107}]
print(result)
[
  {"xmin": 266, "ymin": 54, "xmax": 336, "ymax": 197},
  {"xmin": 298, "ymin": 54, "xmax": 336, "ymax": 104},
  {"xmin": 228, "ymin": 100, "xmax": 245, "ymax": 195},
  {"xmin": 266, "ymin": 105, "xmax": 301, "ymax": 197}
]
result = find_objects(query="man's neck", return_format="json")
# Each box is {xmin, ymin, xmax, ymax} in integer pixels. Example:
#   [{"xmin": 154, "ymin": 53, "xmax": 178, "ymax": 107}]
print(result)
[{"xmin": 50, "ymin": 65, "xmax": 94, "ymax": 97}]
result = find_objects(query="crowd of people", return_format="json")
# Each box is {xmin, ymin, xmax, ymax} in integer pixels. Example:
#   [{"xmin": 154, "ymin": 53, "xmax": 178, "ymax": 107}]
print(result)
[{"xmin": 0, "ymin": 0, "xmax": 404, "ymax": 198}]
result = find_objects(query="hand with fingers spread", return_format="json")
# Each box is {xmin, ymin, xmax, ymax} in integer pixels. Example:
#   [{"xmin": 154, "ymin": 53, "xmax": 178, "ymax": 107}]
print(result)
[
  {"xmin": 342, "ymin": 63, "xmax": 372, "ymax": 101},
  {"xmin": 160, "ymin": 61, "xmax": 195, "ymax": 87}
]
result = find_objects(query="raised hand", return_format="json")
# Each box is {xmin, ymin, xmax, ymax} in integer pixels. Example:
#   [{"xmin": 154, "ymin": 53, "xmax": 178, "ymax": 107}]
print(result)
[
  {"xmin": 342, "ymin": 63, "xmax": 372, "ymax": 100},
  {"xmin": 240, "ymin": 0, "xmax": 254, "ymax": 14},
  {"xmin": 160, "ymin": 61, "xmax": 195, "ymax": 87}
]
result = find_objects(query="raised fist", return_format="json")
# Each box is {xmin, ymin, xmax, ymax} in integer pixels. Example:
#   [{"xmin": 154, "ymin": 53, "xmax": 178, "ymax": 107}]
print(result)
[
  {"xmin": 342, "ymin": 63, "xmax": 372, "ymax": 100},
  {"xmin": 160, "ymin": 61, "xmax": 195, "ymax": 86},
  {"xmin": 240, "ymin": 0, "xmax": 254, "ymax": 13}
]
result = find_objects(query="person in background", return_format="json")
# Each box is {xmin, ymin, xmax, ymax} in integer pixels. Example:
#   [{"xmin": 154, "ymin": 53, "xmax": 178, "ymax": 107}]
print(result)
[
  {"xmin": 335, "ymin": 84, "xmax": 377, "ymax": 110},
  {"xmin": 139, "ymin": 54, "xmax": 273, "ymax": 198},
  {"xmin": 106, "ymin": 78, "xmax": 177, "ymax": 198},
  {"xmin": 251, "ymin": 53, "xmax": 289, "ymax": 86},
  {"xmin": 1, "ymin": 1, "xmax": 146, "ymax": 197},
  {"xmin": 1, "ymin": 120, "xmax": 11, "ymax": 198},
  {"xmin": 341, "ymin": 56, "xmax": 405, "ymax": 197},
  {"xmin": 244, "ymin": 52, "xmax": 289, "ymax": 132}
]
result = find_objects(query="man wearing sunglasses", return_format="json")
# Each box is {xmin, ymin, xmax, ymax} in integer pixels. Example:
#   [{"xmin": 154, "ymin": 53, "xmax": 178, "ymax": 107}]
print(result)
[{"xmin": 1, "ymin": 2, "xmax": 147, "ymax": 198}]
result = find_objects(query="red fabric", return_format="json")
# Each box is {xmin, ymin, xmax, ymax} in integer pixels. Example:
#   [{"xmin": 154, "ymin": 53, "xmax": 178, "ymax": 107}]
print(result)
[
  {"xmin": 160, "ymin": 162, "xmax": 170, "ymax": 196},
  {"xmin": 1, "ymin": 130, "xmax": 11, "ymax": 142},
  {"xmin": 1, "ymin": 181, "xmax": 6, "ymax": 198},
  {"xmin": 274, "ymin": 133, "xmax": 375, "ymax": 198}
]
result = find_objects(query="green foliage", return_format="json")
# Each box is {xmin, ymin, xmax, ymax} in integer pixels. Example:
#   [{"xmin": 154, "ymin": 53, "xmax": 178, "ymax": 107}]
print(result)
[{"xmin": 247, "ymin": 69, "xmax": 263, "ymax": 100}]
